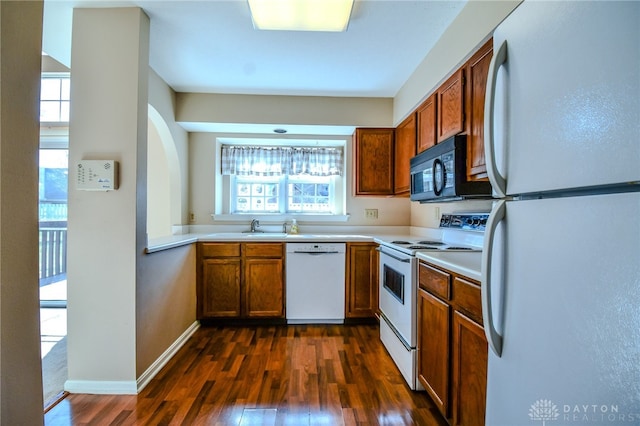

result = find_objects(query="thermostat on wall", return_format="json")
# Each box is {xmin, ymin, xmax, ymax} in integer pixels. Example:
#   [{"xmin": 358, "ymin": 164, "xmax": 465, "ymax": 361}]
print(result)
[{"xmin": 76, "ymin": 160, "xmax": 119, "ymax": 191}]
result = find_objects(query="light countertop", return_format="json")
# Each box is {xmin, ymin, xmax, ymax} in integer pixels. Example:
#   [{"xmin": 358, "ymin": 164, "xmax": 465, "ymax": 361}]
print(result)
[
  {"xmin": 146, "ymin": 232, "xmax": 379, "ymax": 253},
  {"xmin": 147, "ymin": 230, "xmax": 483, "ymax": 282}
]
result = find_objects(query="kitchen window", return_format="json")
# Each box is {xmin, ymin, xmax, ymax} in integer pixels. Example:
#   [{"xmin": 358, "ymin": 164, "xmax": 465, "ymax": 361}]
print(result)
[
  {"xmin": 223, "ymin": 145, "xmax": 342, "ymax": 215},
  {"xmin": 231, "ymin": 175, "xmax": 334, "ymax": 214}
]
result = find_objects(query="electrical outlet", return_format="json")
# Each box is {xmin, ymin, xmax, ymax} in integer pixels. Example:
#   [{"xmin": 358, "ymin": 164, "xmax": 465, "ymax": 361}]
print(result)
[
  {"xmin": 434, "ymin": 207, "xmax": 440, "ymax": 220},
  {"xmin": 365, "ymin": 208, "xmax": 378, "ymax": 219},
  {"xmin": 189, "ymin": 212, "xmax": 196, "ymax": 222}
]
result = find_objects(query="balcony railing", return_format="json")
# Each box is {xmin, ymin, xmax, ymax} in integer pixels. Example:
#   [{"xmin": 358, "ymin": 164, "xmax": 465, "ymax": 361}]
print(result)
[{"xmin": 39, "ymin": 221, "xmax": 67, "ymax": 285}]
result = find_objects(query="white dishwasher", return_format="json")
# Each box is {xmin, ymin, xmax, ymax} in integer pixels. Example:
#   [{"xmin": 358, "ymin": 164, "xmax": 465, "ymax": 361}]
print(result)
[{"xmin": 285, "ymin": 242, "xmax": 346, "ymax": 324}]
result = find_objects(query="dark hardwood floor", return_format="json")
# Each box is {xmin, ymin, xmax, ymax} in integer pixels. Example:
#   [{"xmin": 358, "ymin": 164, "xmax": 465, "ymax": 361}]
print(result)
[{"xmin": 45, "ymin": 324, "xmax": 448, "ymax": 425}]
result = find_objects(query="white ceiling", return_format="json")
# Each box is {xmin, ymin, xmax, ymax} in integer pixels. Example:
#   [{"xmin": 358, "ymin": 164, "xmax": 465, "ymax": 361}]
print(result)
[{"xmin": 43, "ymin": 0, "xmax": 467, "ymax": 98}]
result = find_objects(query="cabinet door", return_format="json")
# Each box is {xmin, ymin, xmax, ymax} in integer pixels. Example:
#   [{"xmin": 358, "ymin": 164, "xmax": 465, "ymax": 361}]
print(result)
[
  {"xmin": 353, "ymin": 128, "xmax": 394, "ymax": 195},
  {"xmin": 345, "ymin": 243, "xmax": 379, "ymax": 318},
  {"xmin": 394, "ymin": 114, "xmax": 416, "ymax": 195},
  {"xmin": 418, "ymin": 288, "xmax": 450, "ymax": 417},
  {"xmin": 199, "ymin": 258, "xmax": 242, "ymax": 318},
  {"xmin": 417, "ymin": 94, "xmax": 437, "ymax": 153},
  {"xmin": 437, "ymin": 69, "xmax": 465, "ymax": 142},
  {"xmin": 465, "ymin": 38, "xmax": 493, "ymax": 181},
  {"xmin": 244, "ymin": 258, "xmax": 284, "ymax": 318},
  {"xmin": 451, "ymin": 311, "xmax": 488, "ymax": 426}
]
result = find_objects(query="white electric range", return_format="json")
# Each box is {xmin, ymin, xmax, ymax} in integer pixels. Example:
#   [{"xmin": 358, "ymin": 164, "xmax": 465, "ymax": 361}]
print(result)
[{"xmin": 374, "ymin": 213, "xmax": 489, "ymax": 390}]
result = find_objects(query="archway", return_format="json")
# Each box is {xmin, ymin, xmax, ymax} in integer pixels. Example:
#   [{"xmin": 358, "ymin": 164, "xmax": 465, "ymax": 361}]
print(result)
[{"xmin": 147, "ymin": 105, "xmax": 181, "ymax": 238}]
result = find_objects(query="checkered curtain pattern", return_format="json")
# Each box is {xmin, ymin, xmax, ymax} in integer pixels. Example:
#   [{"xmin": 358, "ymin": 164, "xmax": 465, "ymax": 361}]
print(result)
[{"xmin": 221, "ymin": 146, "xmax": 343, "ymax": 177}]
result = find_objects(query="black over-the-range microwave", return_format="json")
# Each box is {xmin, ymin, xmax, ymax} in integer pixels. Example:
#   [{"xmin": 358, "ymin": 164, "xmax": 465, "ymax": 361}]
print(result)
[{"xmin": 409, "ymin": 134, "xmax": 492, "ymax": 203}]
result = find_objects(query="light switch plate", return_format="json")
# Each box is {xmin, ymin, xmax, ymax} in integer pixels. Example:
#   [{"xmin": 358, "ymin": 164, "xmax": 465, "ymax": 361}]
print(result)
[{"xmin": 365, "ymin": 208, "xmax": 378, "ymax": 219}]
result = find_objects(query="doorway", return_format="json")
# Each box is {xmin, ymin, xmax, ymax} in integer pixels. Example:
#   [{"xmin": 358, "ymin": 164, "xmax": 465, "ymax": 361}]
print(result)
[{"xmin": 39, "ymin": 148, "xmax": 68, "ymax": 407}]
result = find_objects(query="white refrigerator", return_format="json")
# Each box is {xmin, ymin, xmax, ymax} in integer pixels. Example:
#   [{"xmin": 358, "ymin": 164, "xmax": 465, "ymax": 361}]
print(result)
[{"xmin": 481, "ymin": 1, "xmax": 640, "ymax": 425}]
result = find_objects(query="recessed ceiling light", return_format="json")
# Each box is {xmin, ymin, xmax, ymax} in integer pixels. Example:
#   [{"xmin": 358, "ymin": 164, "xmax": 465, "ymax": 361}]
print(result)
[
  {"xmin": 248, "ymin": 0, "xmax": 354, "ymax": 32},
  {"xmin": 273, "ymin": 128, "xmax": 288, "ymax": 134}
]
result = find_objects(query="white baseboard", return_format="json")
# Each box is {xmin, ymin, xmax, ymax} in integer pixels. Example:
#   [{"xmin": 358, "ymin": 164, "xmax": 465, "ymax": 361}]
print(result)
[
  {"xmin": 136, "ymin": 321, "xmax": 200, "ymax": 392},
  {"xmin": 64, "ymin": 380, "xmax": 138, "ymax": 395},
  {"xmin": 63, "ymin": 321, "xmax": 200, "ymax": 395}
]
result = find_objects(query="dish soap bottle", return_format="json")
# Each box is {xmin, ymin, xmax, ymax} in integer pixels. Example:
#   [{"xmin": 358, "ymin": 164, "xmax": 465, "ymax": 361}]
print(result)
[{"xmin": 290, "ymin": 219, "xmax": 299, "ymax": 234}]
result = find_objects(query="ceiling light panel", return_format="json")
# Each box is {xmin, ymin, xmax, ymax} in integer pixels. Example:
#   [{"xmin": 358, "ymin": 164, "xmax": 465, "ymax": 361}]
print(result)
[{"xmin": 248, "ymin": 0, "xmax": 354, "ymax": 32}]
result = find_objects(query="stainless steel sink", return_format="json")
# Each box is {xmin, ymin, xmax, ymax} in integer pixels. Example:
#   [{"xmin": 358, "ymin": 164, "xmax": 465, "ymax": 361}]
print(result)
[
  {"xmin": 245, "ymin": 232, "xmax": 287, "ymax": 238},
  {"xmin": 205, "ymin": 232, "xmax": 287, "ymax": 239}
]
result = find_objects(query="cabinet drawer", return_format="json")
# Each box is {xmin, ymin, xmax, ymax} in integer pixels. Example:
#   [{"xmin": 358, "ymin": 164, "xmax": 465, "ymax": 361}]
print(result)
[
  {"xmin": 452, "ymin": 276, "xmax": 482, "ymax": 323},
  {"xmin": 419, "ymin": 262, "xmax": 451, "ymax": 300},
  {"xmin": 244, "ymin": 243, "xmax": 283, "ymax": 257},
  {"xmin": 200, "ymin": 243, "xmax": 241, "ymax": 258}
]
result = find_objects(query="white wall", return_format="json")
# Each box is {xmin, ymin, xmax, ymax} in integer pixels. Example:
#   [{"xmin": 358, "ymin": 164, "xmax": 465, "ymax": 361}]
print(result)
[
  {"xmin": 135, "ymin": 244, "xmax": 195, "ymax": 378},
  {"xmin": 148, "ymin": 68, "xmax": 189, "ymax": 226},
  {"xmin": 138, "ymin": 70, "xmax": 195, "ymax": 379},
  {"xmin": 0, "ymin": 2, "xmax": 45, "ymax": 423},
  {"xmin": 67, "ymin": 7, "xmax": 149, "ymax": 393},
  {"xmin": 67, "ymin": 7, "xmax": 197, "ymax": 392},
  {"xmin": 177, "ymin": 93, "xmax": 394, "ymax": 128},
  {"xmin": 146, "ymin": 117, "xmax": 171, "ymax": 238}
]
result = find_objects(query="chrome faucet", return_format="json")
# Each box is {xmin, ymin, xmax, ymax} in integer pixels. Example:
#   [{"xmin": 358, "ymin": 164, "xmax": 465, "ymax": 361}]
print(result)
[{"xmin": 250, "ymin": 219, "xmax": 260, "ymax": 233}]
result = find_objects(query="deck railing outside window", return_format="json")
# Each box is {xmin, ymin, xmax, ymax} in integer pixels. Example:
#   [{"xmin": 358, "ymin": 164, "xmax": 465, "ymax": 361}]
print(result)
[{"xmin": 39, "ymin": 220, "xmax": 67, "ymax": 285}]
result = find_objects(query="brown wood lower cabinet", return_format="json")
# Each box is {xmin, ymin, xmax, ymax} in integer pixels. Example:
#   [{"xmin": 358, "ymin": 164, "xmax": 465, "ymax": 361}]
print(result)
[
  {"xmin": 418, "ymin": 261, "xmax": 488, "ymax": 426},
  {"xmin": 418, "ymin": 287, "xmax": 450, "ymax": 415},
  {"xmin": 451, "ymin": 310, "xmax": 487, "ymax": 426},
  {"xmin": 197, "ymin": 242, "xmax": 284, "ymax": 319},
  {"xmin": 198, "ymin": 241, "xmax": 379, "ymax": 321},
  {"xmin": 345, "ymin": 242, "xmax": 379, "ymax": 319},
  {"xmin": 244, "ymin": 256, "xmax": 284, "ymax": 317},
  {"xmin": 200, "ymin": 257, "xmax": 242, "ymax": 317}
]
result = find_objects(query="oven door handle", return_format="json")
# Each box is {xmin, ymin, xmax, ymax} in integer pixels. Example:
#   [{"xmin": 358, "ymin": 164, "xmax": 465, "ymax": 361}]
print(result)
[{"xmin": 376, "ymin": 247, "xmax": 411, "ymax": 263}]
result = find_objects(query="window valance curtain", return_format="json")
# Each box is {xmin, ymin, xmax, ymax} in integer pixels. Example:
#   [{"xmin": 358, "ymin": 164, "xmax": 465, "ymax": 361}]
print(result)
[{"xmin": 221, "ymin": 146, "xmax": 343, "ymax": 177}]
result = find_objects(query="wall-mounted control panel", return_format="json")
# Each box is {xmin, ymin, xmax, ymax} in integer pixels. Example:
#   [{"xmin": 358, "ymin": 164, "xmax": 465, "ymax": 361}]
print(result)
[{"xmin": 76, "ymin": 160, "xmax": 119, "ymax": 191}]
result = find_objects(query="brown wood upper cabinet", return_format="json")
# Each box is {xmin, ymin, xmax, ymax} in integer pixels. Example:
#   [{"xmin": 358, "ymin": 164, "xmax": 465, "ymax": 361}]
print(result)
[
  {"xmin": 417, "ymin": 93, "xmax": 437, "ymax": 152},
  {"xmin": 353, "ymin": 128, "xmax": 395, "ymax": 196},
  {"xmin": 465, "ymin": 38, "xmax": 493, "ymax": 181},
  {"xmin": 355, "ymin": 39, "xmax": 493, "ymax": 193},
  {"xmin": 415, "ymin": 69, "xmax": 465, "ymax": 155},
  {"xmin": 437, "ymin": 68, "xmax": 465, "ymax": 143},
  {"xmin": 414, "ymin": 38, "xmax": 493, "ymax": 183},
  {"xmin": 394, "ymin": 113, "xmax": 416, "ymax": 195}
]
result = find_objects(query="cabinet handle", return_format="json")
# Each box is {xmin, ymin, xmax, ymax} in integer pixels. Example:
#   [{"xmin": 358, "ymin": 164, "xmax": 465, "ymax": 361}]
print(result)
[
  {"xmin": 481, "ymin": 200, "xmax": 505, "ymax": 357},
  {"xmin": 484, "ymin": 39, "xmax": 508, "ymax": 198}
]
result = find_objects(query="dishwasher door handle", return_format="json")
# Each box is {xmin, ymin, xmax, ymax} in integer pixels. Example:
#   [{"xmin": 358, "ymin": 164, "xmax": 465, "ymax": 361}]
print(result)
[{"xmin": 292, "ymin": 251, "xmax": 340, "ymax": 255}]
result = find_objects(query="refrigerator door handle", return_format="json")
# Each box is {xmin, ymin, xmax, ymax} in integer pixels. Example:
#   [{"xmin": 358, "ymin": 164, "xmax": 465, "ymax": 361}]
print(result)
[
  {"xmin": 482, "ymin": 200, "xmax": 505, "ymax": 357},
  {"xmin": 484, "ymin": 39, "xmax": 508, "ymax": 198}
]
